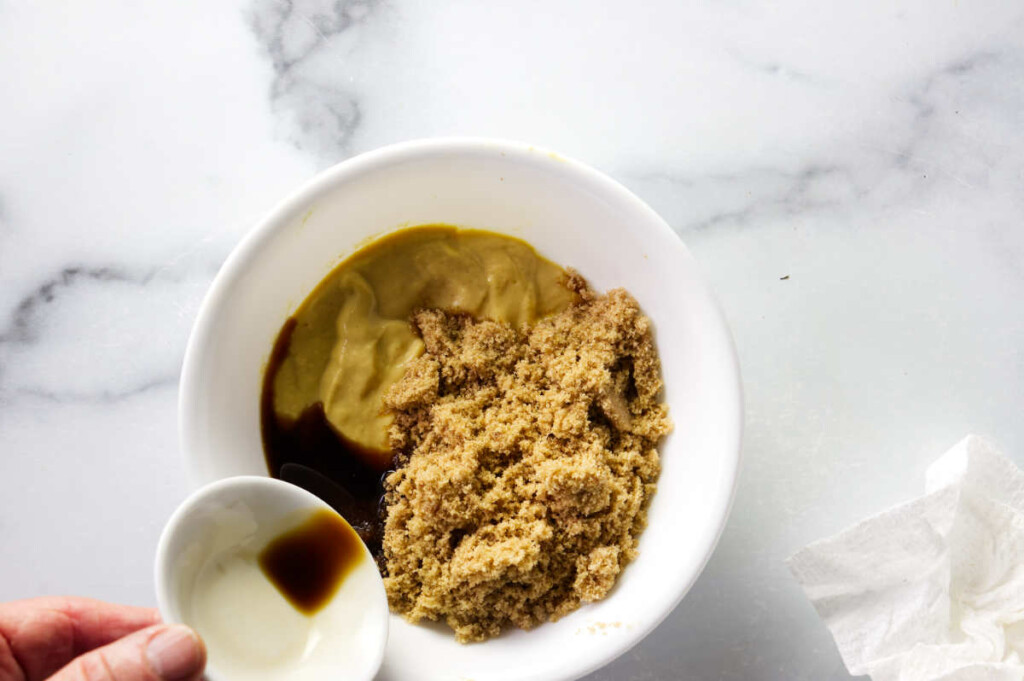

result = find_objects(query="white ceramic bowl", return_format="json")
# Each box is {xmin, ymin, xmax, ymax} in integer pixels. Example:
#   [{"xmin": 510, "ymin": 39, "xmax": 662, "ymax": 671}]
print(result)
[
  {"xmin": 154, "ymin": 477, "xmax": 389, "ymax": 681},
  {"xmin": 179, "ymin": 138, "xmax": 742, "ymax": 681}
]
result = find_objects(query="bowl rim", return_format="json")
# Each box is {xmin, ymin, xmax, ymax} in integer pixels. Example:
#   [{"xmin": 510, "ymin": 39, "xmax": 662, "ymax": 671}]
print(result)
[{"xmin": 178, "ymin": 136, "xmax": 743, "ymax": 681}]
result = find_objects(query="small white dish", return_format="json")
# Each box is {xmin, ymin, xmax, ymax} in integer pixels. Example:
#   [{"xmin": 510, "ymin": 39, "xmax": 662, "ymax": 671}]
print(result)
[
  {"xmin": 154, "ymin": 476, "xmax": 389, "ymax": 681},
  {"xmin": 179, "ymin": 138, "xmax": 743, "ymax": 681}
]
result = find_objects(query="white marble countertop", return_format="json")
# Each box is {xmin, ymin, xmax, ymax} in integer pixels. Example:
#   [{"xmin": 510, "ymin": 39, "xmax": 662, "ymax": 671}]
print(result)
[{"xmin": 2, "ymin": 1, "xmax": 1023, "ymax": 679}]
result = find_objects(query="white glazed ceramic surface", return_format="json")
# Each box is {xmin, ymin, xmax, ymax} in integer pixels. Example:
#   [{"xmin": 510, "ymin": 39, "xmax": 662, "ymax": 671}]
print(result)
[
  {"xmin": 179, "ymin": 138, "xmax": 742, "ymax": 681},
  {"xmin": 154, "ymin": 476, "xmax": 389, "ymax": 681}
]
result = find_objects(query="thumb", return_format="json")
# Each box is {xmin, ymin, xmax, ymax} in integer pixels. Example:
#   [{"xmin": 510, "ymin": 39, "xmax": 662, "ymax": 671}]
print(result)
[{"xmin": 51, "ymin": 624, "xmax": 206, "ymax": 681}]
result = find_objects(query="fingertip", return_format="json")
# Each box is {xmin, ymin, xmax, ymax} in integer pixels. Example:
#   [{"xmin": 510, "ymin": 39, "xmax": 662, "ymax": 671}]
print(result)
[{"xmin": 146, "ymin": 625, "xmax": 206, "ymax": 681}]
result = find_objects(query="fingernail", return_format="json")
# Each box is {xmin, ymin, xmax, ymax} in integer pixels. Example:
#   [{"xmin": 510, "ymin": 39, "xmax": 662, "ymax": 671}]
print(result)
[{"xmin": 147, "ymin": 625, "xmax": 205, "ymax": 681}]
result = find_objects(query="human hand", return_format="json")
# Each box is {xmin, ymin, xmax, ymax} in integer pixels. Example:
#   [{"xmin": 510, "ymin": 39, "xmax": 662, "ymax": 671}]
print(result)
[{"xmin": 0, "ymin": 597, "xmax": 205, "ymax": 681}]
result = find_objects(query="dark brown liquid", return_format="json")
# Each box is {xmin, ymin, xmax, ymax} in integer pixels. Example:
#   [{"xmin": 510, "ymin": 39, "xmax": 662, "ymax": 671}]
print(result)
[
  {"xmin": 261, "ymin": 319, "xmax": 395, "ymax": 563},
  {"xmin": 258, "ymin": 509, "xmax": 362, "ymax": 615}
]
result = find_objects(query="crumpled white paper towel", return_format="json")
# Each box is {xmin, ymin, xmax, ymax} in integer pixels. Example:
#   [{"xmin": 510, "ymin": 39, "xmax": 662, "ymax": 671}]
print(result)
[{"xmin": 788, "ymin": 435, "xmax": 1024, "ymax": 681}]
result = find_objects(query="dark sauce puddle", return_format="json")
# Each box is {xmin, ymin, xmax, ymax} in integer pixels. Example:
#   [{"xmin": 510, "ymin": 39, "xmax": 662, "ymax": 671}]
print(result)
[
  {"xmin": 261, "ymin": 319, "xmax": 395, "ymax": 567},
  {"xmin": 258, "ymin": 509, "xmax": 362, "ymax": 615}
]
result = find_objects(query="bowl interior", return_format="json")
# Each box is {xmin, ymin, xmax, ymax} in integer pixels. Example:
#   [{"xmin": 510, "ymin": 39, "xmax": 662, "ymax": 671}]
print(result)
[{"xmin": 180, "ymin": 140, "xmax": 741, "ymax": 681}]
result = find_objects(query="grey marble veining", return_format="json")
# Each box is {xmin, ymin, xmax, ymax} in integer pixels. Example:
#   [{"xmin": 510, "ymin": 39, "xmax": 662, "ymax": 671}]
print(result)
[
  {"xmin": 1, "ymin": 1, "xmax": 1023, "ymax": 679},
  {"xmin": 0, "ymin": 263, "xmax": 217, "ymax": 405},
  {"xmin": 249, "ymin": 0, "xmax": 381, "ymax": 160}
]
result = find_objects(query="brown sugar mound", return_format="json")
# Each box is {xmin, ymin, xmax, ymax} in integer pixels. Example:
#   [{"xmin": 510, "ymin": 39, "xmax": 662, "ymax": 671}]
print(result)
[{"xmin": 381, "ymin": 274, "xmax": 671, "ymax": 642}]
